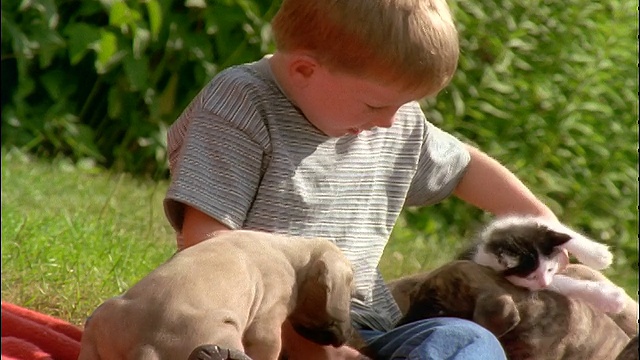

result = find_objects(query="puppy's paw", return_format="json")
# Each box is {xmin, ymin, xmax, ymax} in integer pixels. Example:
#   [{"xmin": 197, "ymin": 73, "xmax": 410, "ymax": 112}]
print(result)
[
  {"xmin": 573, "ymin": 242, "xmax": 613, "ymax": 270},
  {"xmin": 188, "ymin": 345, "xmax": 253, "ymax": 360}
]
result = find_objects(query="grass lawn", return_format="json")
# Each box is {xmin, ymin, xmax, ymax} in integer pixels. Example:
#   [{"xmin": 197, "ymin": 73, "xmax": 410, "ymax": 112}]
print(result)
[
  {"xmin": 2, "ymin": 149, "xmax": 638, "ymax": 326},
  {"xmin": 1, "ymin": 149, "xmax": 176, "ymax": 324}
]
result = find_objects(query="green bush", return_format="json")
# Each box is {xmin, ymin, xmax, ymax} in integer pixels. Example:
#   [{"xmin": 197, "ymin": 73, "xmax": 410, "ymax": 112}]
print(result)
[{"xmin": 2, "ymin": 0, "xmax": 279, "ymax": 177}]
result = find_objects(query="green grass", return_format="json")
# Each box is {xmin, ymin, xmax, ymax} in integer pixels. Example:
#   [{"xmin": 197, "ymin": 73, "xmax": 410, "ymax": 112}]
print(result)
[
  {"xmin": 2, "ymin": 149, "xmax": 637, "ymax": 326},
  {"xmin": 1, "ymin": 149, "xmax": 176, "ymax": 325}
]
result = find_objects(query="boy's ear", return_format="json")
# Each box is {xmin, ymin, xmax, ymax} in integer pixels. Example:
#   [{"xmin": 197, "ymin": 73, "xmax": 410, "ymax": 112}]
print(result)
[{"xmin": 288, "ymin": 54, "xmax": 318, "ymax": 85}]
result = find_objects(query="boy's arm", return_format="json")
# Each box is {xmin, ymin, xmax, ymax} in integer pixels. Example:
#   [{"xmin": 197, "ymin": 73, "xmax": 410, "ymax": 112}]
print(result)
[
  {"xmin": 453, "ymin": 145, "xmax": 569, "ymax": 270},
  {"xmin": 453, "ymin": 144, "xmax": 557, "ymax": 220},
  {"xmin": 180, "ymin": 205, "xmax": 231, "ymax": 249}
]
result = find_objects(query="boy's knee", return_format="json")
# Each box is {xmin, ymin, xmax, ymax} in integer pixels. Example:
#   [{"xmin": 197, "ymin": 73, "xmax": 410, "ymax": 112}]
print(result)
[
  {"xmin": 362, "ymin": 318, "xmax": 506, "ymax": 360},
  {"xmin": 409, "ymin": 318, "xmax": 506, "ymax": 360},
  {"xmin": 438, "ymin": 318, "xmax": 501, "ymax": 345}
]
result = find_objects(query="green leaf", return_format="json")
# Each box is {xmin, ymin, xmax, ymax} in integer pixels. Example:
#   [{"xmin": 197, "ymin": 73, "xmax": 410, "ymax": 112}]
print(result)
[
  {"xmin": 185, "ymin": 0, "xmax": 206, "ymax": 9},
  {"xmin": 107, "ymin": 86, "xmax": 123, "ymax": 119},
  {"xmin": 40, "ymin": 70, "xmax": 76, "ymax": 100},
  {"xmin": 20, "ymin": 0, "xmax": 59, "ymax": 29},
  {"xmin": 132, "ymin": 27, "xmax": 150, "ymax": 59},
  {"xmin": 145, "ymin": 0, "xmax": 162, "ymax": 40},
  {"xmin": 109, "ymin": 1, "xmax": 141, "ymax": 29},
  {"xmin": 156, "ymin": 73, "xmax": 179, "ymax": 117},
  {"xmin": 28, "ymin": 23, "xmax": 65, "ymax": 68},
  {"xmin": 2, "ymin": 15, "xmax": 38, "ymax": 59},
  {"xmin": 475, "ymin": 101, "xmax": 511, "ymax": 120},
  {"xmin": 450, "ymin": 88, "xmax": 465, "ymax": 118},
  {"xmin": 505, "ymin": 38, "xmax": 535, "ymax": 52},
  {"xmin": 123, "ymin": 54, "xmax": 149, "ymax": 91},
  {"xmin": 65, "ymin": 23, "xmax": 101, "ymax": 65},
  {"xmin": 578, "ymin": 102, "xmax": 613, "ymax": 117},
  {"xmin": 94, "ymin": 30, "xmax": 126, "ymax": 74}
]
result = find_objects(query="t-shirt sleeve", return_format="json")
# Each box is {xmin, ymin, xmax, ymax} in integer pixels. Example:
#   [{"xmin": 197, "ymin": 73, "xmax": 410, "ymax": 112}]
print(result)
[
  {"xmin": 404, "ymin": 120, "xmax": 471, "ymax": 207},
  {"xmin": 163, "ymin": 72, "xmax": 269, "ymax": 232}
]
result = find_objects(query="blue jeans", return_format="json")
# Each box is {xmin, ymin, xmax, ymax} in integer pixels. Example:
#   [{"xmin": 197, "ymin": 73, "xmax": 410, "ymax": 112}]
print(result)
[{"xmin": 358, "ymin": 317, "xmax": 506, "ymax": 360}]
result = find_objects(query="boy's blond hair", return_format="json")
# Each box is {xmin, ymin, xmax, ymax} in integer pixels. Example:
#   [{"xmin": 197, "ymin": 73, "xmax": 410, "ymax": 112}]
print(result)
[{"xmin": 271, "ymin": 0, "xmax": 459, "ymax": 96}]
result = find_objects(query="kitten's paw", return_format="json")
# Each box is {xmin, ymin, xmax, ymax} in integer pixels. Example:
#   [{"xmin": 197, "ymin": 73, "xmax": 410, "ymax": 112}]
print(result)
[
  {"xmin": 587, "ymin": 283, "xmax": 626, "ymax": 314},
  {"xmin": 572, "ymin": 242, "xmax": 613, "ymax": 270}
]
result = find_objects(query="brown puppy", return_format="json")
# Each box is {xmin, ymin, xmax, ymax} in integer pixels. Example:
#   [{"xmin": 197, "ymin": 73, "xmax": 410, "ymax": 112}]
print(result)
[
  {"xmin": 78, "ymin": 230, "xmax": 355, "ymax": 360},
  {"xmin": 616, "ymin": 335, "xmax": 639, "ymax": 360},
  {"xmin": 389, "ymin": 261, "xmax": 635, "ymax": 360}
]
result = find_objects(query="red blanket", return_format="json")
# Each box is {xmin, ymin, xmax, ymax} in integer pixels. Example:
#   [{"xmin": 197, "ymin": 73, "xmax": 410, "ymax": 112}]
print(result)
[{"xmin": 1, "ymin": 302, "xmax": 82, "ymax": 360}]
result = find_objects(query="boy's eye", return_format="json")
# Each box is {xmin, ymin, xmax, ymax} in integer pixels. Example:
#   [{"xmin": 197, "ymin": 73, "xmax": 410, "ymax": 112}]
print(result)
[{"xmin": 365, "ymin": 104, "xmax": 386, "ymax": 111}]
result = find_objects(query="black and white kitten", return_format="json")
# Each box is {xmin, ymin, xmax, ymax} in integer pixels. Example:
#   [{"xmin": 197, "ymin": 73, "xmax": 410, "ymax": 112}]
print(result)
[{"xmin": 460, "ymin": 215, "xmax": 626, "ymax": 314}]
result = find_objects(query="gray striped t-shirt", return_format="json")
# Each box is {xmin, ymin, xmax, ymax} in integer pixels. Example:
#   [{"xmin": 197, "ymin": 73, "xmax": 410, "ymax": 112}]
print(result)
[{"xmin": 163, "ymin": 56, "xmax": 470, "ymax": 331}]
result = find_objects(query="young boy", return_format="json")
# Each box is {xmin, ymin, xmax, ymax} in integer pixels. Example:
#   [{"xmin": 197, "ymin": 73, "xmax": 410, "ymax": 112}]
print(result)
[{"xmin": 164, "ymin": 1, "xmax": 557, "ymax": 359}]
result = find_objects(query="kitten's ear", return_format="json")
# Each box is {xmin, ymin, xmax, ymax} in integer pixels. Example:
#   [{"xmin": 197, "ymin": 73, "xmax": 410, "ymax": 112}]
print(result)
[
  {"xmin": 545, "ymin": 229, "xmax": 572, "ymax": 247},
  {"xmin": 501, "ymin": 255, "xmax": 519, "ymax": 269}
]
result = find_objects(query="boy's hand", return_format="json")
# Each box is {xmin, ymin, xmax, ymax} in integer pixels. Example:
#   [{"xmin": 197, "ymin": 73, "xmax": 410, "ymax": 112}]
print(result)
[{"xmin": 281, "ymin": 321, "xmax": 367, "ymax": 360}]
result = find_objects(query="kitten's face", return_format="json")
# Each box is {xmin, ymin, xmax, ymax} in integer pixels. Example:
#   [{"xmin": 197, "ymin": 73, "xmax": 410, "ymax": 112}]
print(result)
[
  {"xmin": 477, "ymin": 220, "xmax": 571, "ymax": 291},
  {"xmin": 505, "ymin": 254, "xmax": 561, "ymax": 290}
]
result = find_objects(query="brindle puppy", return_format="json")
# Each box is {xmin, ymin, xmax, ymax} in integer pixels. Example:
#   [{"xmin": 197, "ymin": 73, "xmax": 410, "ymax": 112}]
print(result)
[
  {"xmin": 616, "ymin": 335, "xmax": 639, "ymax": 360},
  {"xmin": 386, "ymin": 261, "xmax": 635, "ymax": 360}
]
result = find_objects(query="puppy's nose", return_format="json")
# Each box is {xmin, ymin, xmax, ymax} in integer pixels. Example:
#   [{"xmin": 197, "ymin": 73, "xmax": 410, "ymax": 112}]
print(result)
[{"xmin": 330, "ymin": 325, "xmax": 350, "ymax": 348}]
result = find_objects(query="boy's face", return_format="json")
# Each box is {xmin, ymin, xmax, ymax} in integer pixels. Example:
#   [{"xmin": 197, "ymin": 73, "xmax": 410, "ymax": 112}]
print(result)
[{"xmin": 293, "ymin": 63, "xmax": 429, "ymax": 137}]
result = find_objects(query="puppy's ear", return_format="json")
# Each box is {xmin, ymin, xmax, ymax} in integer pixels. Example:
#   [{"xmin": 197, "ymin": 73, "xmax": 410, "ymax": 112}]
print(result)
[
  {"xmin": 473, "ymin": 292, "xmax": 520, "ymax": 338},
  {"xmin": 323, "ymin": 251, "xmax": 354, "ymax": 312},
  {"xmin": 298, "ymin": 254, "xmax": 331, "ymax": 315},
  {"xmin": 301, "ymin": 251, "xmax": 354, "ymax": 318},
  {"xmin": 290, "ymin": 250, "xmax": 354, "ymax": 347}
]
